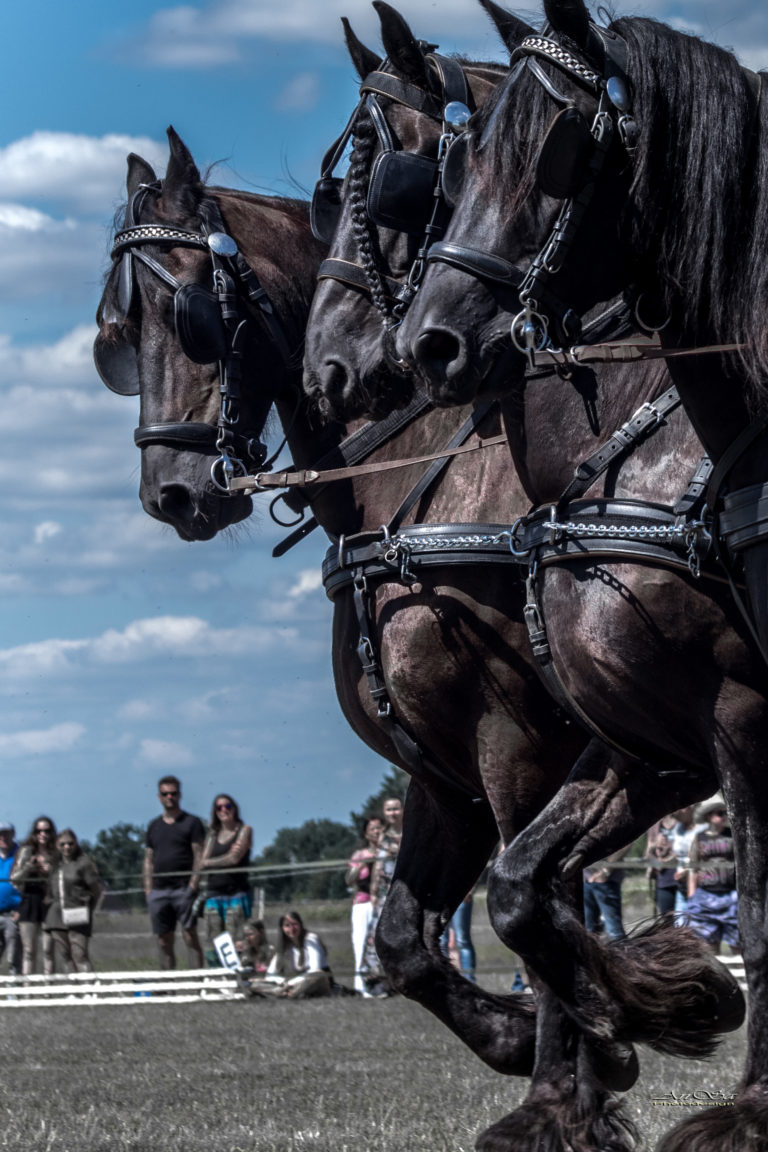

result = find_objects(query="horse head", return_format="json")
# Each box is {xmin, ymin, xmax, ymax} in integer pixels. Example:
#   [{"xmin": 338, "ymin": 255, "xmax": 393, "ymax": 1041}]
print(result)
[
  {"xmin": 396, "ymin": 0, "xmax": 638, "ymax": 406},
  {"xmin": 95, "ymin": 128, "xmax": 320, "ymax": 541},
  {"xmin": 303, "ymin": 1, "xmax": 505, "ymax": 421}
]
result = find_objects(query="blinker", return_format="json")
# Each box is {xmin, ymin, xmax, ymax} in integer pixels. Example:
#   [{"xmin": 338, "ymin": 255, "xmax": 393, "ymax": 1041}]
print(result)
[
  {"xmin": 367, "ymin": 151, "xmax": 439, "ymax": 234},
  {"xmin": 93, "ymin": 336, "xmax": 140, "ymax": 396},
  {"xmin": 208, "ymin": 232, "xmax": 239, "ymax": 257},
  {"xmin": 311, "ymin": 176, "xmax": 343, "ymax": 245},
  {"xmin": 441, "ymin": 131, "xmax": 472, "ymax": 209},
  {"xmin": 444, "ymin": 101, "xmax": 472, "ymax": 134},
  {"xmin": 536, "ymin": 106, "xmax": 594, "ymax": 200}
]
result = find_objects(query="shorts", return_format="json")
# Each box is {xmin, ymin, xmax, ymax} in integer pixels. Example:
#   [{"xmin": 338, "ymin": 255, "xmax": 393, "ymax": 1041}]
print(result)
[
  {"xmin": 147, "ymin": 887, "xmax": 192, "ymax": 936},
  {"xmin": 684, "ymin": 888, "xmax": 740, "ymax": 949}
]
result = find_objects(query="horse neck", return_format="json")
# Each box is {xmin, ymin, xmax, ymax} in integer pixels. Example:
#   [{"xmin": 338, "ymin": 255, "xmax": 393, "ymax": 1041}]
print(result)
[
  {"xmin": 214, "ymin": 188, "xmax": 322, "ymax": 353},
  {"xmin": 275, "ymin": 396, "xmax": 530, "ymax": 541},
  {"xmin": 513, "ymin": 354, "xmax": 703, "ymax": 507}
]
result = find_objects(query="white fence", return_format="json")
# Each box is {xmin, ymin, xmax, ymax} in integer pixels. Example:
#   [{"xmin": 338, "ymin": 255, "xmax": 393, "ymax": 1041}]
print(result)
[{"xmin": 0, "ymin": 968, "xmax": 246, "ymax": 1008}]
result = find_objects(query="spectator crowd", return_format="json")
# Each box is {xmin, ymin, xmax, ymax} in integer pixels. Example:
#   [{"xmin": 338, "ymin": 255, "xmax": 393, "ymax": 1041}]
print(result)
[{"xmin": 0, "ymin": 780, "xmax": 740, "ymax": 990}]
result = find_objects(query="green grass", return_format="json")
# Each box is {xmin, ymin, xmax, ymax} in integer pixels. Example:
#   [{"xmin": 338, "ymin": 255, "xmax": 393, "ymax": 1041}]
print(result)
[
  {"xmin": 1, "ymin": 885, "xmax": 746, "ymax": 1151},
  {"xmin": 0, "ymin": 995, "xmax": 747, "ymax": 1152}
]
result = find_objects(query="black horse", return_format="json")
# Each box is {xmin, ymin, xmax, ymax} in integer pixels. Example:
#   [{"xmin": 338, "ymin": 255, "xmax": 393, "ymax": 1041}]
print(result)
[
  {"xmin": 93, "ymin": 78, "xmax": 739, "ymax": 1152},
  {"xmin": 388, "ymin": 3, "xmax": 768, "ymax": 1149},
  {"xmin": 302, "ymin": 5, "xmax": 761, "ymax": 1151}
]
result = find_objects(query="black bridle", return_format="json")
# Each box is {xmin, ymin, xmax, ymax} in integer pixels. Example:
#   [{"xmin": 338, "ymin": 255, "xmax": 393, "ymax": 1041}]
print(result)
[
  {"xmin": 427, "ymin": 25, "xmax": 639, "ymax": 366},
  {"xmin": 97, "ymin": 185, "xmax": 292, "ymax": 491},
  {"xmin": 313, "ymin": 48, "xmax": 474, "ymax": 330}
]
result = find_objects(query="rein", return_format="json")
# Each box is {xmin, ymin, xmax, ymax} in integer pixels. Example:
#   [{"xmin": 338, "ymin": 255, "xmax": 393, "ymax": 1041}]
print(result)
[{"xmin": 227, "ymin": 429, "xmax": 508, "ymax": 492}]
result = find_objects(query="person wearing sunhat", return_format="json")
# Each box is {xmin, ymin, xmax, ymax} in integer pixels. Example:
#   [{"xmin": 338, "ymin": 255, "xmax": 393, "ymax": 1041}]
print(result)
[
  {"xmin": 0, "ymin": 821, "xmax": 22, "ymax": 975},
  {"xmin": 685, "ymin": 794, "xmax": 740, "ymax": 954}
]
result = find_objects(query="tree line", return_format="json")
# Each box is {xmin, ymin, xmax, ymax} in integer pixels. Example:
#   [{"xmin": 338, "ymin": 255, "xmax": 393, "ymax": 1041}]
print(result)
[{"xmin": 81, "ymin": 765, "xmax": 409, "ymax": 906}]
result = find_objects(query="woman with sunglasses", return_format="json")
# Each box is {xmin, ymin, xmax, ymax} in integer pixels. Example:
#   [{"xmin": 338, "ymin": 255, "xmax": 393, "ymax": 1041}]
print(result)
[
  {"xmin": 199, "ymin": 795, "xmax": 252, "ymax": 951},
  {"xmin": 10, "ymin": 817, "xmax": 58, "ymax": 975},
  {"xmin": 44, "ymin": 829, "xmax": 102, "ymax": 973}
]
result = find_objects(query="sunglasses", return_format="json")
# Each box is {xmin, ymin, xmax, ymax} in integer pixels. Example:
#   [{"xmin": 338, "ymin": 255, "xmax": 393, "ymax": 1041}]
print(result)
[
  {"xmin": 160, "ymin": 790, "xmax": 180, "ymax": 797},
  {"xmin": 216, "ymin": 802, "xmax": 233, "ymax": 810},
  {"xmin": 58, "ymin": 841, "xmax": 75, "ymax": 847},
  {"xmin": 35, "ymin": 828, "xmax": 52, "ymax": 834}
]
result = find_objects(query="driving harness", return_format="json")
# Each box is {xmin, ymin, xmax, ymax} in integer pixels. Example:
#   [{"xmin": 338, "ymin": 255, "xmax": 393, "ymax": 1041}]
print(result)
[
  {"xmin": 97, "ymin": 184, "xmax": 292, "ymax": 488},
  {"xmin": 311, "ymin": 47, "xmax": 474, "ymax": 324}
]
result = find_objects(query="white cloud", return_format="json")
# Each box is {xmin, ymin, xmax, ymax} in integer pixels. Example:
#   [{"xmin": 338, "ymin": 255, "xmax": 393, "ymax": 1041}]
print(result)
[
  {"xmin": 0, "ymin": 132, "xmax": 167, "ymax": 214},
  {"xmin": 0, "ymin": 615, "xmax": 302, "ymax": 680},
  {"xmin": 276, "ymin": 72, "xmax": 321, "ymax": 113},
  {"xmin": 0, "ymin": 637, "xmax": 88, "ymax": 676},
  {"xmin": 287, "ymin": 569, "xmax": 323, "ymax": 598},
  {"xmin": 137, "ymin": 738, "xmax": 194, "ymax": 767},
  {"xmin": 134, "ymin": 0, "xmax": 509, "ymax": 65},
  {"xmin": 117, "ymin": 698, "xmax": 161, "ymax": 721},
  {"xmin": 0, "ymin": 722, "xmax": 85, "ymax": 756},
  {"xmin": 34, "ymin": 521, "xmax": 62, "ymax": 545},
  {"xmin": 0, "ymin": 213, "xmax": 107, "ymax": 301}
]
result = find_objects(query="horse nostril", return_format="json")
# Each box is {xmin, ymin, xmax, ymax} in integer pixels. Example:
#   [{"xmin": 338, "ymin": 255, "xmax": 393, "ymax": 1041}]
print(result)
[
  {"xmin": 158, "ymin": 482, "xmax": 195, "ymax": 522},
  {"xmin": 321, "ymin": 358, "xmax": 352, "ymax": 399},
  {"xmin": 415, "ymin": 328, "xmax": 463, "ymax": 379}
]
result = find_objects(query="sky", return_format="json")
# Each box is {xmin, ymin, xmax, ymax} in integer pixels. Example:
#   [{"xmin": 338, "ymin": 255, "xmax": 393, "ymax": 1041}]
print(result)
[{"xmin": 2, "ymin": 0, "xmax": 767, "ymax": 856}]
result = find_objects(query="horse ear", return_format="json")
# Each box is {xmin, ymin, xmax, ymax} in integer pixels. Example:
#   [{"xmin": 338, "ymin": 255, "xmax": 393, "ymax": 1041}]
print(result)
[
  {"xmin": 126, "ymin": 154, "xmax": 157, "ymax": 199},
  {"xmin": 341, "ymin": 17, "xmax": 383, "ymax": 80},
  {"xmin": 162, "ymin": 126, "xmax": 203, "ymax": 213},
  {"xmin": 478, "ymin": 0, "xmax": 534, "ymax": 53},
  {"xmin": 373, "ymin": 1, "xmax": 431, "ymax": 88},
  {"xmin": 543, "ymin": 0, "xmax": 590, "ymax": 48}
]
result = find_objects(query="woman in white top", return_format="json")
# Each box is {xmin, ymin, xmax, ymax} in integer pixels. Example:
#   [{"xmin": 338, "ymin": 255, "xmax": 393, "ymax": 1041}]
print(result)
[{"xmin": 267, "ymin": 910, "xmax": 333, "ymax": 999}]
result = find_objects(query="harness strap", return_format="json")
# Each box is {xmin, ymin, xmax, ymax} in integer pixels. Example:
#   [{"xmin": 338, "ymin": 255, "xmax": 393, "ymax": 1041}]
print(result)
[
  {"xmin": 228, "ymin": 431, "xmax": 508, "ymax": 492},
  {"xmin": 536, "ymin": 340, "xmax": 745, "ymax": 366},
  {"xmin": 719, "ymin": 482, "xmax": 768, "ymax": 553},
  {"xmin": 557, "ymin": 386, "xmax": 681, "ymax": 506},
  {"xmin": 360, "ymin": 70, "xmax": 444, "ymax": 118},
  {"xmin": 323, "ymin": 523, "xmax": 519, "ymax": 597},
  {"xmin": 673, "ymin": 456, "xmax": 713, "ymax": 524},
  {"xmin": 426, "ymin": 53, "xmax": 473, "ymax": 112},
  {"xmin": 351, "ymin": 569, "xmax": 486, "ymax": 804},
  {"xmin": 270, "ymin": 390, "xmax": 434, "ymax": 554},
  {"xmin": 317, "ymin": 258, "xmax": 403, "ymax": 302},
  {"xmin": 386, "ymin": 401, "xmax": 495, "ymax": 534}
]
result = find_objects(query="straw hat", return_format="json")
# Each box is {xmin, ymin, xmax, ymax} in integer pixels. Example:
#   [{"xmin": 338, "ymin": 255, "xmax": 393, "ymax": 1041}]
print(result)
[{"xmin": 694, "ymin": 793, "xmax": 728, "ymax": 822}]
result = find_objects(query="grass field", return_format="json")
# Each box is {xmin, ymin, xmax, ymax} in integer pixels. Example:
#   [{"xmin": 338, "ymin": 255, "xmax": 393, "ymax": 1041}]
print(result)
[
  {"xmin": 0, "ymin": 992, "xmax": 747, "ymax": 1151},
  {"xmin": 1, "ymin": 886, "xmax": 746, "ymax": 1151}
]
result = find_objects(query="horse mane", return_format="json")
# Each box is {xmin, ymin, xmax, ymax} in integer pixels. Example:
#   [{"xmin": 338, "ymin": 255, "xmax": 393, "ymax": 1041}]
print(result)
[
  {"xmin": 612, "ymin": 17, "xmax": 768, "ymax": 399},
  {"xmin": 472, "ymin": 54, "xmax": 554, "ymax": 224}
]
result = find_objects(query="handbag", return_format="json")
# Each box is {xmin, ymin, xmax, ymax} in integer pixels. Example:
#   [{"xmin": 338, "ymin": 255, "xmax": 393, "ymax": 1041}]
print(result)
[{"xmin": 59, "ymin": 870, "xmax": 90, "ymax": 928}]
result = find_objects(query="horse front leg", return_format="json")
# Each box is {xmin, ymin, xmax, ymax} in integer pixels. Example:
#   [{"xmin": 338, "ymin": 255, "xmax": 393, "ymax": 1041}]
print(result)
[
  {"xmin": 375, "ymin": 777, "xmax": 536, "ymax": 1076},
  {"xmin": 477, "ymin": 988, "xmax": 638, "ymax": 1152},
  {"xmin": 488, "ymin": 743, "xmax": 744, "ymax": 1086}
]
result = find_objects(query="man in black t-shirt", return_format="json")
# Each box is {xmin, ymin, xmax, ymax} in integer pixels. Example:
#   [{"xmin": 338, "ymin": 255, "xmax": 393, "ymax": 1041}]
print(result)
[{"xmin": 143, "ymin": 776, "xmax": 205, "ymax": 969}]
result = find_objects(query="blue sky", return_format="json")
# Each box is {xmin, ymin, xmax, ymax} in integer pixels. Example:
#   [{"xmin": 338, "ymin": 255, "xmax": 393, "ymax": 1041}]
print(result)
[{"xmin": 1, "ymin": 0, "xmax": 766, "ymax": 854}]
